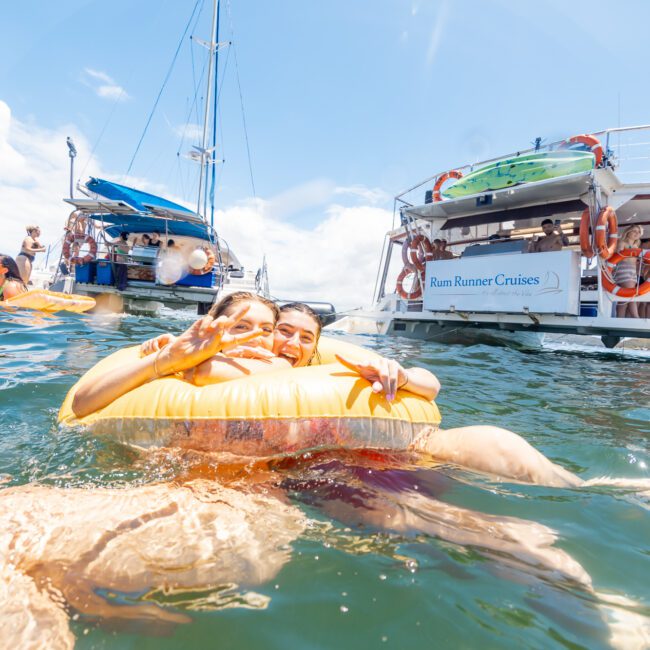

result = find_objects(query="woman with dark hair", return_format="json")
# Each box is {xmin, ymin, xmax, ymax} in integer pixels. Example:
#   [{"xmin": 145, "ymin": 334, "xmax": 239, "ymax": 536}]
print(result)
[{"xmin": 0, "ymin": 254, "xmax": 28, "ymax": 300}]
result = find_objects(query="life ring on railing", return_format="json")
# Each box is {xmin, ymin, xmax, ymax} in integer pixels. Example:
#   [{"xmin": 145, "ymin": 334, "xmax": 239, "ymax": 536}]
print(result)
[
  {"xmin": 396, "ymin": 266, "xmax": 422, "ymax": 300},
  {"xmin": 402, "ymin": 235, "xmax": 434, "ymax": 272},
  {"xmin": 594, "ymin": 206, "xmax": 618, "ymax": 260},
  {"xmin": 561, "ymin": 134, "xmax": 604, "ymax": 168},
  {"xmin": 579, "ymin": 208, "xmax": 596, "ymax": 258},
  {"xmin": 189, "ymin": 246, "xmax": 216, "ymax": 275},
  {"xmin": 433, "ymin": 170, "xmax": 464, "ymax": 202},
  {"xmin": 601, "ymin": 248, "xmax": 650, "ymax": 298},
  {"xmin": 63, "ymin": 233, "xmax": 97, "ymax": 265},
  {"xmin": 580, "ymin": 206, "xmax": 619, "ymax": 259}
]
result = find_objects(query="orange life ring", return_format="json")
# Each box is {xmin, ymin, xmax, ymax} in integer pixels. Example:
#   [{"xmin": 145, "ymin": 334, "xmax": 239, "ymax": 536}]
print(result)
[
  {"xmin": 601, "ymin": 248, "xmax": 650, "ymax": 298},
  {"xmin": 189, "ymin": 246, "xmax": 216, "ymax": 275},
  {"xmin": 396, "ymin": 266, "xmax": 422, "ymax": 300},
  {"xmin": 561, "ymin": 134, "xmax": 604, "ymax": 168},
  {"xmin": 401, "ymin": 235, "xmax": 434, "ymax": 272},
  {"xmin": 594, "ymin": 206, "xmax": 618, "ymax": 260},
  {"xmin": 579, "ymin": 208, "xmax": 596, "ymax": 258},
  {"xmin": 64, "ymin": 233, "xmax": 97, "ymax": 265},
  {"xmin": 433, "ymin": 170, "xmax": 464, "ymax": 202}
]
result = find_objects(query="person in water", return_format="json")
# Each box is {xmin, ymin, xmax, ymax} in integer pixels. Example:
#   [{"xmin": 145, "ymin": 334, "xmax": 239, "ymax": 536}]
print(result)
[
  {"xmin": 16, "ymin": 225, "xmax": 46, "ymax": 284},
  {"xmin": 0, "ymin": 254, "xmax": 28, "ymax": 300},
  {"xmin": 72, "ymin": 291, "xmax": 621, "ymax": 489}
]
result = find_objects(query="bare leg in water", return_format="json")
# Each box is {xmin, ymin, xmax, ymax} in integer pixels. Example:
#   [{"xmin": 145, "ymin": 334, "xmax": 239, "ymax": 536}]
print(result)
[{"xmin": 413, "ymin": 425, "xmax": 650, "ymax": 490}]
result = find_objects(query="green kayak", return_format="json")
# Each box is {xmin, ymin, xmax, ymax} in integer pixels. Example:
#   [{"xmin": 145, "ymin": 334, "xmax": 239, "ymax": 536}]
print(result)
[{"xmin": 442, "ymin": 150, "xmax": 595, "ymax": 199}]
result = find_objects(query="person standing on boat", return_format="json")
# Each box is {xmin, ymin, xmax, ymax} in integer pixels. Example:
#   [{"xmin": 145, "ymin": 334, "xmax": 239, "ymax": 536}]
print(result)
[
  {"xmin": 113, "ymin": 232, "xmax": 130, "ymax": 291},
  {"xmin": 16, "ymin": 225, "xmax": 46, "ymax": 284},
  {"xmin": 439, "ymin": 239, "xmax": 455, "ymax": 260},
  {"xmin": 529, "ymin": 219, "xmax": 568, "ymax": 253},
  {"xmin": 613, "ymin": 224, "xmax": 643, "ymax": 319}
]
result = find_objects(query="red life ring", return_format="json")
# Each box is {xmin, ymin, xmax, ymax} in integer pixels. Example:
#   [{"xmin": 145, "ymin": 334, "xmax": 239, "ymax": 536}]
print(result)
[
  {"xmin": 602, "ymin": 248, "xmax": 650, "ymax": 298},
  {"xmin": 594, "ymin": 206, "xmax": 618, "ymax": 260},
  {"xmin": 433, "ymin": 170, "xmax": 463, "ymax": 202},
  {"xmin": 579, "ymin": 208, "xmax": 596, "ymax": 258},
  {"xmin": 396, "ymin": 266, "xmax": 422, "ymax": 300},
  {"xmin": 401, "ymin": 235, "xmax": 434, "ymax": 272},
  {"xmin": 561, "ymin": 134, "xmax": 604, "ymax": 168},
  {"xmin": 189, "ymin": 246, "xmax": 216, "ymax": 275},
  {"xmin": 64, "ymin": 233, "xmax": 97, "ymax": 265}
]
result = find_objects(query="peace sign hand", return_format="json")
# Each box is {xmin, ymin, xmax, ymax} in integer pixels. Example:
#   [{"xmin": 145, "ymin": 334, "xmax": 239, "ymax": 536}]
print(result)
[
  {"xmin": 335, "ymin": 354, "xmax": 407, "ymax": 402},
  {"xmin": 155, "ymin": 305, "xmax": 264, "ymax": 376}
]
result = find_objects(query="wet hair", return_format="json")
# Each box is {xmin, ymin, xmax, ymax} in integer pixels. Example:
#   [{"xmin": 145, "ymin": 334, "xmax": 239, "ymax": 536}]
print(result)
[
  {"xmin": 278, "ymin": 302, "xmax": 322, "ymax": 364},
  {"xmin": 0, "ymin": 254, "xmax": 27, "ymax": 290},
  {"xmin": 208, "ymin": 291, "xmax": 280, "ymax": 322},
  {"xmin": 541, "ymin": 219, "xmax": 554, "ymax": 226}
]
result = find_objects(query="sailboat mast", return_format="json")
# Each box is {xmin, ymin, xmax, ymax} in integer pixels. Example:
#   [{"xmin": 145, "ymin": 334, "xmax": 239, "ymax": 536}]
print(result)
[
  {"xmin": 196, "ymin": 0, "xmax": 219, "ymax": 219},
  {"xmin": 209, "ymin": 1, "xmax": 221, "ymax": 230}
]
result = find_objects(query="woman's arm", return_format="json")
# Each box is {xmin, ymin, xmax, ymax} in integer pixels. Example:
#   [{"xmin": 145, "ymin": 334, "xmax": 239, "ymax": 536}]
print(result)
[
  {"xmin": 72, "ymin": 307, "xmax": 261, "ymax": 418},
  {"xmin": 335, "ymin": 354, "xmax": 440, "ymax": 402},
  {"xmin": 192, "ymin": 355, "xmax": 291, "ymax": 386}
]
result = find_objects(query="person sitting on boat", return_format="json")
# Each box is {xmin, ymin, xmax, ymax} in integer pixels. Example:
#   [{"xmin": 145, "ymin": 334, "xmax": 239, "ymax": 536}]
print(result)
[
  {"xmin": 149, "ymin": 232, "xmax": 162, "ymax": 248},
  {"xmin": 0, "ymin": 254, "xmax": 28, "ymax": 300},
  {"xmin": 71, "ymin": 292, "xmax": 631, "ymax": 489},
  {"xmin": 439, "ymin": 239, "xmax": 455, "ymax": 260},
  {"xmin": 528, "ymin": 219, "xmax": 568, "ymax": 253},
  {"xmin": 613, "ymin": 224, "xmax": 643, "ymax": 319},
  {"xmin": 430, "ymin": 239, "xmax": 443, "ymax": 260},
  {"xmin": 16, "ymin": 225, "xmax": 46, "ymax": 284}
]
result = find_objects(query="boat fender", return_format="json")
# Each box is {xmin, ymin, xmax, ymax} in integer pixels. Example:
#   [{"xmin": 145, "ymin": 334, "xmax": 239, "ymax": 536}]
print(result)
[{"xmin": 189, "ymin": 246, "xmax": 216, "ymax": 276}]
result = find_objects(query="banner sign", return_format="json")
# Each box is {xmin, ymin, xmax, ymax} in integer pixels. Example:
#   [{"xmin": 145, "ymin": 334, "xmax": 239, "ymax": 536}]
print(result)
[{"xmin": 423, "ymin": 250, "xmax": 580, "ymax": 314}]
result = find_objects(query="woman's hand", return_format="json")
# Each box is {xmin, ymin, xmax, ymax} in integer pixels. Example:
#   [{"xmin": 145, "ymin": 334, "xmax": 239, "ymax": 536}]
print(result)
[
  {"xmin": 225, "ymin": 345, "xmax": 276, "ymax": 361},
  {"xmin": 335, "ymin": 354, "xmax": 407, "ymax": 402},
  {"xmin": 155, "ymin": 306, "xmax": 263, "ymax": 376},
  {"xmin": 140, "ymin": 333, "xmax": 176, "ymax": 357}
]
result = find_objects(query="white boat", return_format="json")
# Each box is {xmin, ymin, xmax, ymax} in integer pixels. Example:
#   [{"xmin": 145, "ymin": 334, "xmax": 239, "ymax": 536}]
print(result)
[
  {"xmin": 332, "ymin": 127, "xmax": 650, "ymax": 350},
  {"xmin": 49, "ymin": 0, "xmax": 267, "ymax": 316}
]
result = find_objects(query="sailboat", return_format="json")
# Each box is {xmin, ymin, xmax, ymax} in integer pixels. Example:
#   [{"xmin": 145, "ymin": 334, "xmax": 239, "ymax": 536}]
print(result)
[{"xmin": 49, "ymin": 0, "xmax": 269, "ymax": 315}]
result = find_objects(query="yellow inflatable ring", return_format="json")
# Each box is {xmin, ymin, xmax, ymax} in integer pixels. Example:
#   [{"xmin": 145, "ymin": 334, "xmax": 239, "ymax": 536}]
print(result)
[
  {"xmin": 59, "ymin": 337, "xmax": 441, "ymax": 455},
  {"xmin": 2, "ymin": 290, "xmax": 95, "ymax": 313}
]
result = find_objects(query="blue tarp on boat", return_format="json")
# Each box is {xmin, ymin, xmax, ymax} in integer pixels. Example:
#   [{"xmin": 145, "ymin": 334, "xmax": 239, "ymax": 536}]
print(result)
[
  {"xmin": 97, "ymin": 214, "xmax": 212, "ymax": 241},
  {"xmin": 86, "ymin": 178, "xmax": 198, "ymax": 218}
]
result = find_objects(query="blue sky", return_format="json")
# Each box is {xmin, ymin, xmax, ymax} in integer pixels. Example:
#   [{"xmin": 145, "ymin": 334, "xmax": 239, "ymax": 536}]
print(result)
[{"xmin": 2, "ymin": 0, "xmax": 650, "ymax": 306}]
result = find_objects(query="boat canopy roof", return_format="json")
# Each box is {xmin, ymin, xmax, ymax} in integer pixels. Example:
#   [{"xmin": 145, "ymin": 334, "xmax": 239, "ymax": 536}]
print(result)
[
  {"xmin": 86, "ymin": 178, "xmax": 201, "ymax": 221},
  {"xmin": 63, "ymin": 178, "xmax": 213, "ymax": 240}
]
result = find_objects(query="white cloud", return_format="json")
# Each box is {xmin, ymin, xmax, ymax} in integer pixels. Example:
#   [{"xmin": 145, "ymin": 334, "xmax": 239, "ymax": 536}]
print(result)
[
  {"xmin": 426, "ymin": 0, "xmax": 450, "ymax": 67},
  {"xmin": 82, "ymin": 68, "xmax": 129, "ymax": 102},
  {"xmin": 0, "ymin": 101, "xmax": 391, "ymax": 310},
  {"xmin": 173, "ymin": 122, "xmax": 204, "ymax": 141}
]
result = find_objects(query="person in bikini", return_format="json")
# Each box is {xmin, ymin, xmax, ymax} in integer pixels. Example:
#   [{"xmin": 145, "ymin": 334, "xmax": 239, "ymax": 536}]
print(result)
[{"xmin": 16, "ymin": 225, "xmax": 46, "ymax": 284}]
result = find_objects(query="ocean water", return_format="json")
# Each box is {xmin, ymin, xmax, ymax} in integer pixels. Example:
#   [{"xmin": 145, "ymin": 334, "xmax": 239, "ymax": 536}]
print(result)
[{"xmin": 0, "ymin": 308, "xmax": 649, "ymax": 649}]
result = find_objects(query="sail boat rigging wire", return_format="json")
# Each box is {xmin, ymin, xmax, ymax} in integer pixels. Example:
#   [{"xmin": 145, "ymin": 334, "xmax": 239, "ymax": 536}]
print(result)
[
  {"xmin": 226, "ymin": 0, "xmax": 256, "ymax": 198},
  {"xmin": 126, "ymin": 0, "xmax": 202, "ymax": 177}
]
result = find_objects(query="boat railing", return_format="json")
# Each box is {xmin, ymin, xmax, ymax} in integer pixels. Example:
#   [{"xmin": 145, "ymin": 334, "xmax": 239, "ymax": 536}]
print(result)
[{"xmin": 395, "ymin": 124, "xmax": 650, "ymax": 208}]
